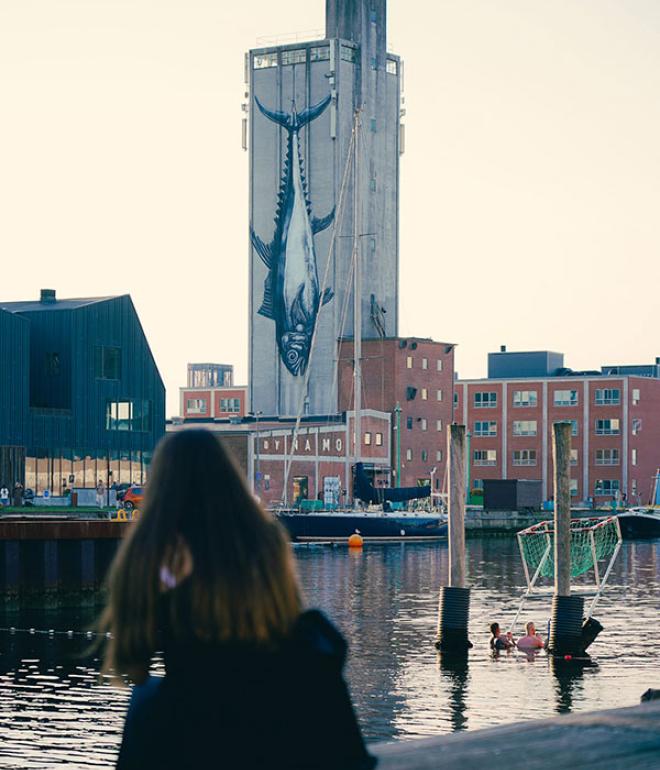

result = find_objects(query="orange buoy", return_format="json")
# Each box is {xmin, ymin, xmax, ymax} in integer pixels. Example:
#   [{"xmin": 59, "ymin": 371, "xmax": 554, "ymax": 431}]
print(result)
[{"xmin": 348, "ymin": 533, "xmax": 364, "ymax": 549}]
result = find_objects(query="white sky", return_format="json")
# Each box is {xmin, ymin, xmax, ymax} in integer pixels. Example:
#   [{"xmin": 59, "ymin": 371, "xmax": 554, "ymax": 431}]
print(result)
[{"xmin": 1, "ymin": 0, "xmax": 659, "ymax": 417}]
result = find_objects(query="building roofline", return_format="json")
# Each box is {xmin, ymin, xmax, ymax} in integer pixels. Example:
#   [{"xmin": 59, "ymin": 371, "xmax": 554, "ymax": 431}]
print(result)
[
  {"xmin": 338, "ymin": 335, "xmax": 457, "ymax": 346},
  {"xmin": 456, "ymin": 373, "xmax": 654, "ymax": 385}
]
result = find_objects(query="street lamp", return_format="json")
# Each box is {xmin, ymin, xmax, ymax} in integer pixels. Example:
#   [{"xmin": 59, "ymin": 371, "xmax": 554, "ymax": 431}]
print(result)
[{"xmin": 248, "ymin": 411, "xmax": 263, "ymax": 496}]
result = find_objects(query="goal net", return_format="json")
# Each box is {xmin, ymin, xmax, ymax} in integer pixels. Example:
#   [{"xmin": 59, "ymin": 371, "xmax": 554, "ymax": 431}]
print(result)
[
  {"xmin": 513, "ymin": 516, "xmax": 622, "ymax": 625},
  {"xmin": 518, "ymin": 517, "xmax": 621, "ymax": 582}
]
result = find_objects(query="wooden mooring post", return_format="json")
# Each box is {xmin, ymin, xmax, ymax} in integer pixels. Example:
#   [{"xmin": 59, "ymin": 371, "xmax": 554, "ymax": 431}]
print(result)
[
  {"xmin": 436, "ymin": 425, "xmax": 471, "ymax": 652},
  {"xmin": 549, "ymin": 421, "xmax": 584, "ymax": 655}
]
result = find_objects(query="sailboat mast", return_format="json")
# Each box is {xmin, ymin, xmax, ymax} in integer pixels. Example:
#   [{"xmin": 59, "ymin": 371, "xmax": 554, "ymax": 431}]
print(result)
[{"xmin": 353, "ymin": 109, "xmax": 362, "ymax": 479}]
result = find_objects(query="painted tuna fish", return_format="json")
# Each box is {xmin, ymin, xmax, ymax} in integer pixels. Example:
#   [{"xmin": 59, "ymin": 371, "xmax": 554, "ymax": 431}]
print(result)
[{"xmin": 251, "ymin": 95, "xmax": 335, "ymax": 377}]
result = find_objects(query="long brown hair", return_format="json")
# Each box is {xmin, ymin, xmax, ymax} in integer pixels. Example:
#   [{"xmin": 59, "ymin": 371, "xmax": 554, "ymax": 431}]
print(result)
[{"xmin": 99, "ymin": 429, "xmax": 301, "ymax": 682}]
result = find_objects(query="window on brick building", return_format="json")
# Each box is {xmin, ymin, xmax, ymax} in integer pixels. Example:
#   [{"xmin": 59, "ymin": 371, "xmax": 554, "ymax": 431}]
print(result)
[
  {"xmin": 513, "ymin": 390, "xmax": 537, "ymax": 407},
  {"xmin": 595, "ymin": 388, "xmax": 620, "ymax": 405},
  {"xmin": 421, "ymin": 450, "xmax": 428, "ymax": 462},
  {"xmin": 632, "ymin": 388, "xmax": 640, "ymax": 405},
  {"xmin": 512, "ymin": 449, "xmax": 536, "ymax": 466},
  {"xmin": 406, "ymin": 356, "xmax": 413, "ymax": 369},
  {"xmin": 420, "ymin": 418, "xmax": 427, "ymax": 430},
  {"xmin": 406, "ymin": 448, "xmax": 413, "ymax": 461},
  {"xmin": 632, "ymin": 418, "xmax": 642, "ymax": 435},
  {"xmin": 596, "ymin": 418, "xmax": 620, "ymax": 435},
  {"xmin": 436, "ymin": 450, "xmax": 443, "ymax": 461},
  {"xmin": 422, "ymin": 357, "xmax": 428, "ymax": 370},
  {"xmin": 570, "ymin": 419, "xmax": 579, "ymax": 436},
  {"xmin": 594, "ymin": 479, "xmax": 619, "ymax": 495},
  {"xmin": 570, "ymin": 479, "xmax": 578, "ymax": 497},
  {"xmin": 436, "ymin": 359, "xmax": 443, "ymax": 372},
  {"xmin": 632, "ymin": 448, "xmax": 637, "ymax": 466},
  {"xmin": 596, "ymin": 449, "xmax": 619, "ymax": 466},
  {"xmin": 220, "ymin": 398, "xmax": 241, "ymax": 413},
  {"xmin": 436, "ymin": 419, "xmax": 443, "ymax": 432},
  {"xmin": 421, "ymin": 388, "xmax": 428, "ymax": 400},
  {"xmin": 513, "ymin": 420, "xmax": 537, "ymax": 436},
  {"xmin": 375, "ymin": 432, "xmax": 383, "ymax": 446},
  {"xmin": 436, "ymin": 389, "xmax": 443, "ymax": 401},
  {"xmin": 571, "ymin": 449, "xmax": 578, "ymax": 465},
  {"xmin": 554, "ymin": 390, "xmax": 578, "ymax": 407},
  {"xmin": 406, "ymin": 416, "xmax": 413, "ymax": 430},
  {"xmin": 187, "ymin": 398, "xmax": 207, "ymax": 415},
  {"xmin": 474, "ymin": 392, "xmax": 497, "ymax": 408},
  {"xmin": 474, "ymin": 449, "xmax": 497, "ymax": 466},
  {"xmin": 473, "ymin": 421, "xmax": 496, "ymax": 437},
  {"xmin": 364, "ymin": 432, "xmax": 372, "ymax": 445}
]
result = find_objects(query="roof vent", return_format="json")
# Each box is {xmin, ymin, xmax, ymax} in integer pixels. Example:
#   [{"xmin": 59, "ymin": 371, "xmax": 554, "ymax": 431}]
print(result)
[
  {"xmin": 500, "ymin": 344, "xmax": 507, "ymax": 352},
  {"xmin": 40, "ymin": 289, "xmax": 56, "ymax": 304}
]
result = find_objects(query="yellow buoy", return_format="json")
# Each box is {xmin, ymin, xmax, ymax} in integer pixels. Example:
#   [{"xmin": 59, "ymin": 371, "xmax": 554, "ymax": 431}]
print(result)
[{"xmin": 348, "ymin": 533, "xmax": 364, "ymax": 549}]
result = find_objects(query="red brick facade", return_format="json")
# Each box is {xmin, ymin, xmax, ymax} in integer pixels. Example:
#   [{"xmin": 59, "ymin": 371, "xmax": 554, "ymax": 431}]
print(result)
[
  {"xmin": 338, "ymin": 337, "xmax": 455, "ymax": 490},
  {"xmin": 456, "ymin": 375, "xmax": 660, "ymax": 505},
  {"xmin": 180, "ymin": 387, "xmax": 247, "ymax": 420}
]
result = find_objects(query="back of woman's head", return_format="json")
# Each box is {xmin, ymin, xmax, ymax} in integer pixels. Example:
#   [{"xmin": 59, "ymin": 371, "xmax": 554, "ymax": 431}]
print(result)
[{"xmin": 100, "ymin": 429, "xmax": 301, "ymax": 681}]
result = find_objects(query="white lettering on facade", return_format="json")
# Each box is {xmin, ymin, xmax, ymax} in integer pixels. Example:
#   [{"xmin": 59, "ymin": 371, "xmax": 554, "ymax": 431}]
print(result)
[
  {"xmin": 322, "ymin": 438, "xmax": 330, "ymax": 451},
  {"xmin": 336, "ymin": 438, "xmax": 343, "ymax": 452},
  {"xmin": 304, "ymin": 439, "xmax": 311, "ymax": 452}
]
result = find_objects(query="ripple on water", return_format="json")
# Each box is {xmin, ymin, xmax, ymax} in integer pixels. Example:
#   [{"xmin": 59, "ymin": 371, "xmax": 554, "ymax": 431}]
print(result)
[{"xmin": 0, "ymin": 538, "xmax": 658, "ymax": 766}]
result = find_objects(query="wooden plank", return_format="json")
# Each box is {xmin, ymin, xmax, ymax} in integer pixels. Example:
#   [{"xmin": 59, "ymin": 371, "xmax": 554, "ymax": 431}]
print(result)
[
  {"xmin": 0, "ymin": 519, "xmax": 130, "ymax": 540},
  {"xmin": 553, "ymin": 421, "xmax": 573, "ymax": 595},
  {"xmin": 371, "ymin": 700, "xmax": 660, "ymax": 769},
  {"xmin": 447, "ymin": 424, "xmax": 466, "ymax": 587}
]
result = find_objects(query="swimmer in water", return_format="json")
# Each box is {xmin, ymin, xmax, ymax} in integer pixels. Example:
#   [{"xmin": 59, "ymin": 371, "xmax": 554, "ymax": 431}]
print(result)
[
  {"xmin": 516, "ymin": 621, "xmax": 545, "ymax": 650},
  {"xmin": 489, "ymin": 622, "xmax": 515, "ymax": 651}
]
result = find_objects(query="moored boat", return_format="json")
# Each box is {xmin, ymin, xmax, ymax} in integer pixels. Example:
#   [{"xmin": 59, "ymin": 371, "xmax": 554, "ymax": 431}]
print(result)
[
  {"xmin": 276, "ymin": 508, "xmax": 447, "ymax": 542},
  {"xmin": 616, "ymin": 508, "xmax": 660, "ymax": 539}
]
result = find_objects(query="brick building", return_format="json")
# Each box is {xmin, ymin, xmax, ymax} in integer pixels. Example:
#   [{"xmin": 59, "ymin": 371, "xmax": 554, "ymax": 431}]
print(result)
[
  {"xmin": 338, "ymin": 337, "xmax": 455, "ymax": 490},
  {"xmin": 179, "ymin": 363, "xmax": 247, "ymax": 420},
  {"xmin": 456, "ymin": 349, "xmax": 660, "ymax": 506},
  {"xmin": 168, "ymin": 410, "xmax": 391, "ymax": 507}
]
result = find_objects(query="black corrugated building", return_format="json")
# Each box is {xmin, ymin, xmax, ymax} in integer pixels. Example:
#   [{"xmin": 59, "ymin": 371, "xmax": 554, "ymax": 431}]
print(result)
[{"xmin": 0, "ymin": 290, "xmax": 165, "ymax": 495}]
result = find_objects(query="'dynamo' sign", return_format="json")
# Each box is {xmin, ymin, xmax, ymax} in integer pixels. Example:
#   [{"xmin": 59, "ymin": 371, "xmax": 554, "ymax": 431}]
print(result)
[{"xmin": 250, "ymin": 95, "xmax": 335, "ymax": 377}]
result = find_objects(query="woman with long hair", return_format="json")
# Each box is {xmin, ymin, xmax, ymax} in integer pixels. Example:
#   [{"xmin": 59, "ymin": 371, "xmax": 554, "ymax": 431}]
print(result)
[{"xmin": 100, "ymin": 429, "xmax": 375, "ymax": 769}]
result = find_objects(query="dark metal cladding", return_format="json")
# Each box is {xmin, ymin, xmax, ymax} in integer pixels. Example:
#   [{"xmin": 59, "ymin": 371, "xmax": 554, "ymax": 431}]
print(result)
[{"xmin": 0, "ymin": 294, "xmax": 165, "ymax": 491}]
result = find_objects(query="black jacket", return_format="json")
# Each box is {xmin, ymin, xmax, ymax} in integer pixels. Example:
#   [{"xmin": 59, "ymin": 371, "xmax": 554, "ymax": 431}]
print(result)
[{"xmin": 117, "ymin": 610, "xmax": 377, "ymax": 769}]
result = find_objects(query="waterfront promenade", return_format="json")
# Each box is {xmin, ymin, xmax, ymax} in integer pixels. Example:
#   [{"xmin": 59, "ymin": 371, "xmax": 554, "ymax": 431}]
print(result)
[{"xmin": 373, "ymin": 699, "xmax": 660, "ymax": 769}]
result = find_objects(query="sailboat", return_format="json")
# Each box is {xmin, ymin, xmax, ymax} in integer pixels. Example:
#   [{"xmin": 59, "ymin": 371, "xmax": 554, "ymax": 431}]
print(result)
[
  {"xmin": 273, "ymin": 108, "xmax": 447, "ymax": 543},
  {"xmin": 616, "ymin": 470, "xmax": 660, "ymax": 539}
]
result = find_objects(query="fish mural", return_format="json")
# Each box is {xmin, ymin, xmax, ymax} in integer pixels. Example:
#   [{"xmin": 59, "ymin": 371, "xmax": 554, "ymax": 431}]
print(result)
[{"xmin": 251, "ymin": 95, "xmax": 335, "ymax": 377}]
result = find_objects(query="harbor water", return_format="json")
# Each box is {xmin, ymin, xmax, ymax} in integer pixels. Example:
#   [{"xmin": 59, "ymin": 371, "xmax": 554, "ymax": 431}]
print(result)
[{"xmin": 0, "ymin": 537, "xmax": 658, "ymax": 767}]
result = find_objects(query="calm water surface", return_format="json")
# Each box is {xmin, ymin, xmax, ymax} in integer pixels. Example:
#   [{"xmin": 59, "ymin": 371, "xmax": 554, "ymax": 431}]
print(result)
[{"xmin": 0, "ymin": 538, "xmax": 658, "ymax": 767}]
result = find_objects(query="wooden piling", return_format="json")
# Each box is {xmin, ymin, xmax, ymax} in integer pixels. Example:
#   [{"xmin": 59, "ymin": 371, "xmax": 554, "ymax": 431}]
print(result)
[
  {"xmin": 448, "ymin": 424, "xmax": 466, "ymax": 588},
  {"xmin": 552, "ymin": 421, "xmax": 572, "ymax": 596},
  {"xmin": 435, "ymin": 425, "xmax": 471, "ymax": 652}
]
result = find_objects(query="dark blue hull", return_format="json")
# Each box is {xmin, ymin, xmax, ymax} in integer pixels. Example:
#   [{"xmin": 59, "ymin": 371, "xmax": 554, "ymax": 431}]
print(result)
[
  {"xmin": 275, "ymin": 511, "xmax": 447, "ymax": 541},
  {"xmin": 617, "ymin": 512, "xmax": 660, "ymax": 539}
]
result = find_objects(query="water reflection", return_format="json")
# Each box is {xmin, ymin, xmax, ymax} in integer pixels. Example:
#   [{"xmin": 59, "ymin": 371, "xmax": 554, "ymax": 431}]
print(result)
[
  {"xmin": 0, "ymin": 539, "xmax": 658, "ymax": 768},
  {"xmin": 436, "ymin": 653, "xmax": 469, "ymax": 732},
  {"xmin": 550, "ymin": 657, "xmax": 596, "ymax": 715}
]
